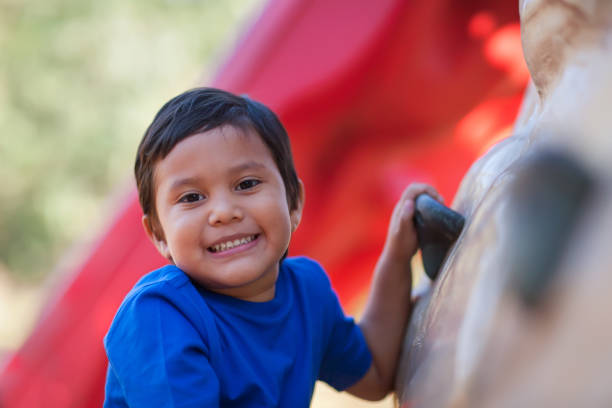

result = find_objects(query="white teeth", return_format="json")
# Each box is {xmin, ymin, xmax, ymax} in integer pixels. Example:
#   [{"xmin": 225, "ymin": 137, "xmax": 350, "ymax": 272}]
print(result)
[{"xmin": 211, "ymin": 235, "xmax": 255, "ymax": 253}]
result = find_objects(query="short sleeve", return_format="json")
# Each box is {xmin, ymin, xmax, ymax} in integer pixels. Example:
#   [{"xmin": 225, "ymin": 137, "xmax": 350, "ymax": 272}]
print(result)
[
  {"xmin": 317, "ymin": 274, "xmax": 372, "ymax": 391},
  {"xmin": 103, "ymin": 287, "xmax": 220, "ymax": 408}
]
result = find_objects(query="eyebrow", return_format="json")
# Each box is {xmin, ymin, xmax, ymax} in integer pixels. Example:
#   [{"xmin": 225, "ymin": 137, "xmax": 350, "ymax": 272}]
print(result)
[
  {"xmin": 228, "ymin": 161, "xmax": 267, "ymax": 173},
  {"xmin": 168, "ymin": 176, "xmax": 202, "ymax": 192}
]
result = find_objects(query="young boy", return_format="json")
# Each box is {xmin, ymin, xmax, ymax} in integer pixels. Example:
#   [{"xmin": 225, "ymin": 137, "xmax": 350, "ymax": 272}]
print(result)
[{"xmin": 103, "ymin": 87, "xmax": 442, "ymax": 407}]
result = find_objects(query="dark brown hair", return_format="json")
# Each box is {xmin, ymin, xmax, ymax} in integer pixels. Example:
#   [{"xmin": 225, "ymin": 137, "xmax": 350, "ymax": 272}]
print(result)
[{"xmin": 135, "ymin": 87, "xmax": 300, "ymax": 225}]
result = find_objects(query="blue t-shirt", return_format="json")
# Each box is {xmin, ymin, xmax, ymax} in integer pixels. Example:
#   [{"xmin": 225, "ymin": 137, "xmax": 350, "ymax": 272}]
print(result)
[{"xmin": 103, "ymin": 256, "xmax": 371, "ymax": 407}]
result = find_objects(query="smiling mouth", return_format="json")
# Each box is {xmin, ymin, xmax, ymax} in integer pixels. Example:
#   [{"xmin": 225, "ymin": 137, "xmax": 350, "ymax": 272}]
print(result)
[{"xmin": 208, "ymin": 234, "xmax": 259, "ymax": 253}]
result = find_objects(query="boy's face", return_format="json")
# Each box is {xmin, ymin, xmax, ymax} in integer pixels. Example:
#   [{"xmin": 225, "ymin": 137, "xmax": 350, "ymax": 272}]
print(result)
[{"xmin": 144, "ymin": 125, "xmax": 303, "ymax": 302}]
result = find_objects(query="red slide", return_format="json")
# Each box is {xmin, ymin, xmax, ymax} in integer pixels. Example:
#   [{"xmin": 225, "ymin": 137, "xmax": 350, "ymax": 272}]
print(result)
[{"xmin": 0, "ymin": 0, "xmax": 527, "ymax": 406}]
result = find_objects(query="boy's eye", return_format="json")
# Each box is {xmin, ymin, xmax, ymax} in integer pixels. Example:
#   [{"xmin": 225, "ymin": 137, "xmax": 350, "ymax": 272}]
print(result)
[
  {"xmin": 236, "ymin": 179, "xmax": 261, "ymax": 191},
  {"xmin": 178, "ymin": 193, "xmax": 205, "ymax": 203}
]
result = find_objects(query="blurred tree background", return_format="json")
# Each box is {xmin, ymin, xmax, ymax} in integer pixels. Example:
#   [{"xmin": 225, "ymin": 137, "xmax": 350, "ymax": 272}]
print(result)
[{"xmin": 0, "ymin": 0, "xmax": 264, "ymax": 283}]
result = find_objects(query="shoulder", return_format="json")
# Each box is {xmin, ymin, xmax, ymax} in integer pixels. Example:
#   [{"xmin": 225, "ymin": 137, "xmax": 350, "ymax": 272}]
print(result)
[
  {"xmin": 282, "ymin": 256, "xmax": 334, "ymax": 292},
  {"xmin": 121, "ymin": 264, "xmax": 193, "ymax": 305},
  {"xmin": 283, "ymin": 256, "xmax": 329, "ymax": 280},
  {"xmin": 283, "ymin": 255, "xmax": 325, "ymax": 272},
  {"xmin": 132, "ymin": 264, "xmax": 192, "ymax": 292},
  {"xmin": 106, "ymin": 265, "xmax": 202, "ymax": 340}
]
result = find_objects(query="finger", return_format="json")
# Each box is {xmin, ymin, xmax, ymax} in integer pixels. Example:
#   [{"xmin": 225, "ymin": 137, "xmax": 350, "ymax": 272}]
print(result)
[
  {"xmin": 422, "ymin": 186, "xmax": 444, "ymax": 204},
  {"xmin": 401, "ymin": 183, "xmax": 429, "ymax": 201},
  {"xmin": 400, "ymin": 198, "xmax": 415, "ymax": 221},
  {"xmin": 401, "ymin": 183, "xmax": 442, "ymax": 203}
]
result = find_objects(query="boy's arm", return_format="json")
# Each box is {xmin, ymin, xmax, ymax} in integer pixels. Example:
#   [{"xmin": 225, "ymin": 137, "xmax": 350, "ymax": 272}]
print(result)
[{"xmin": 347, "ymin": 183, "xmax": 442, "ymax": 400}]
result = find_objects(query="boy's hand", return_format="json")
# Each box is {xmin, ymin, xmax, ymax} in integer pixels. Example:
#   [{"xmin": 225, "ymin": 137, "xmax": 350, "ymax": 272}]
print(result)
[
  {"xmin": 349, "ymin": 182, "xmax": 444, "ymax": 401},
  {"xmin": 383, "ymin": 183, "xmax": 443, "ymax": 264}
]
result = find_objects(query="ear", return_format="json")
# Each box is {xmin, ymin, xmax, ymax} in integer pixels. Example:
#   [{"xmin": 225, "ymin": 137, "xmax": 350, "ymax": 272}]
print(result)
[
  {"xmin": 290, "ymin": 179, "xmax": 305, "ymax": 233},
  {"xmin": 142, "ymin": 215, "xmax": 173, "ymax": 261}
]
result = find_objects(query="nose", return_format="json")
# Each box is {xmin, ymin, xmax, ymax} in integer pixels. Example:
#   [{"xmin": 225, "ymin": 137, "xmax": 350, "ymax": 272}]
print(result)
[{"xmin": 207, "ymin": 193, "xmax": 243, "ymax": 226}]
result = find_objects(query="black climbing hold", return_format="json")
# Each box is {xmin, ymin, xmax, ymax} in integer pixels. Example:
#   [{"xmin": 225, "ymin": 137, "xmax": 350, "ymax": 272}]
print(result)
[
  {"xmin": 507, "ymin": 150, "xmax": 594, "ymax": 308},
  {"xmin": 414, "ymin": 194, "xmax": 465, "ymax": 280}
]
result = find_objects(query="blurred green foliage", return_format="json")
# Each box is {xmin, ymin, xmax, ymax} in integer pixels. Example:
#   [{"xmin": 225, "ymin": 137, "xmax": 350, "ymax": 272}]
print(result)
[{"xmin": 0, "ymin": 0, "xmax": 263, "ymax": 281}]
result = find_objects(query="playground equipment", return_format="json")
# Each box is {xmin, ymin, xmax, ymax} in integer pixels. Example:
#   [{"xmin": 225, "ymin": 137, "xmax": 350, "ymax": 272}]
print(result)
[{"xmin": 397, "ymin": 1, "xmax": 612, "ymax": 406}]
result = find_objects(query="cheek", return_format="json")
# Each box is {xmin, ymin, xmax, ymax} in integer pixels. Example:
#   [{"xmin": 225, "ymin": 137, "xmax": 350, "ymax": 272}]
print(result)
[
  {"xmin": 256, "ymin": 196, "xmax": 292, "ymax": 234},
  {"xmin": 163, "ymin": 211, "xmax": 203, "ymax": 244},
  {"xmin": 276, "ymin": 208, "xmax": 294, "ymax": 244}
]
